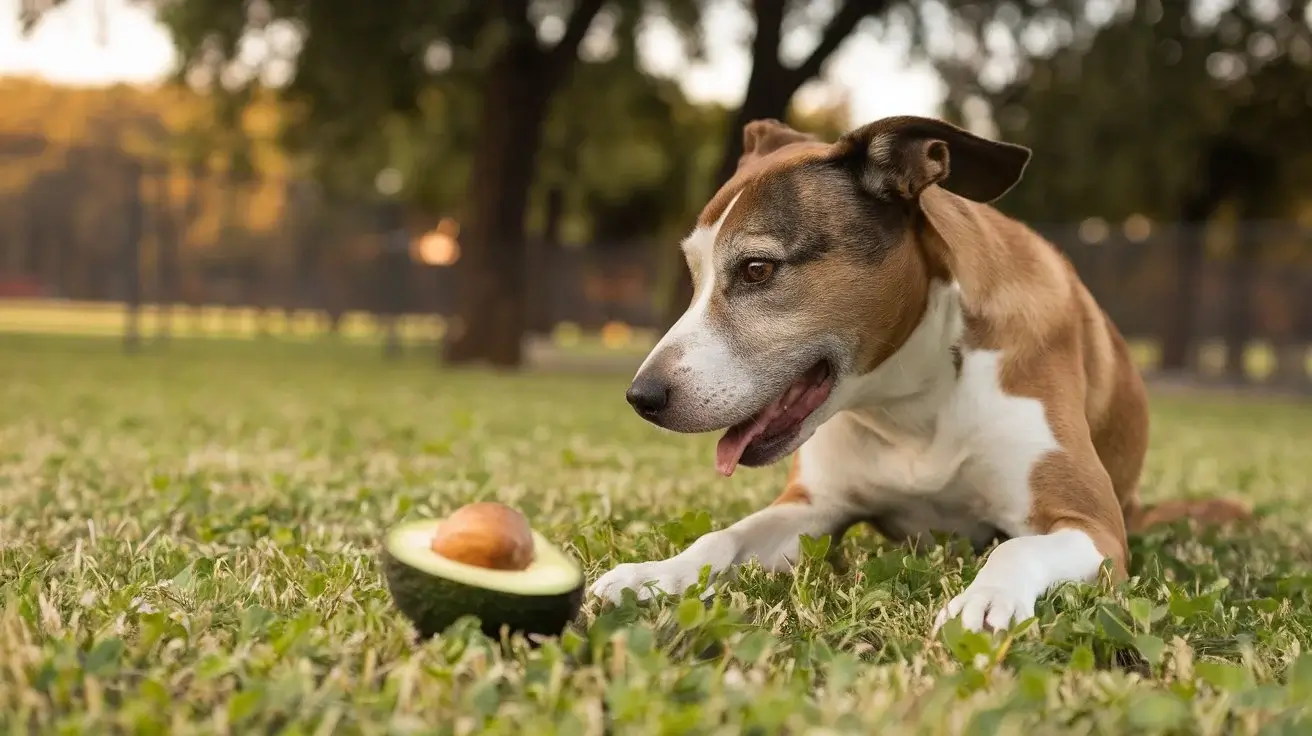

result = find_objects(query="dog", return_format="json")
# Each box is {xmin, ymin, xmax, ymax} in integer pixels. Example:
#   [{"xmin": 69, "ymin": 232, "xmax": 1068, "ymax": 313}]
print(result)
[{"xmin": 588, "ymin": 115, "xmax": 1249, "ymax": 633}]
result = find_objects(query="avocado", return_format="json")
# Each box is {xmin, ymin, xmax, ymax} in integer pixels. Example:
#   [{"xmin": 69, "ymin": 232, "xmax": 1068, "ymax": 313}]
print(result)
[{"xmin": 380, "ymin": 518, "xmax": 585, "ymax": 640}]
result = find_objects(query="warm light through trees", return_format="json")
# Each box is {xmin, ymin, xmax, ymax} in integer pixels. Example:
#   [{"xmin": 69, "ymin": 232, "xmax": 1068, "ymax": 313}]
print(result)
[{"xmin": 413, "ymin": 217, "xmax": 461, "ymax": 267}]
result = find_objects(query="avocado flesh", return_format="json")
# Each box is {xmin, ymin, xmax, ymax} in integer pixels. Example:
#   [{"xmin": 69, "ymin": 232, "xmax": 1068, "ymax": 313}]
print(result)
[{"xmin": 381, "ymin": 519, "xmax": 584, "ymax": 640}]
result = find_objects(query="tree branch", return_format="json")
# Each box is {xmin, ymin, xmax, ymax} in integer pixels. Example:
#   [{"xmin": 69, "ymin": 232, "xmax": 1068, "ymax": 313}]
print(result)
[
  {"xmin": 752, "ymin": 0, "xmax": 787, "ymax": 70},
  {"xmin": 789, "ymin": 0, "xmax": 886, "ymax": 87},
  {"xmin": 547, "ymin": 0, "xmax": 608, "ymax": 73},
  {"xmin": 498, "ymin": 0, "xmax": 532, "ymax": 29}
]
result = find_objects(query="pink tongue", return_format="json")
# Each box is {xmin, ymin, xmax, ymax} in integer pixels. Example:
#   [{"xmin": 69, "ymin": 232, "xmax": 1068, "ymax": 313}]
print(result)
[
  {"xmin": 715, "ymin": 405, "xmax": 780, "ymax": 477},
  {"xmin": 714, "ymin": 376, "xmax": 819, "ymax": 477}
]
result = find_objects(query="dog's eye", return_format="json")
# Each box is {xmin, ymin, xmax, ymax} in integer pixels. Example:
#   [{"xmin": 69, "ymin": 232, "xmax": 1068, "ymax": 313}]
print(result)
[{"xmin": 738, "ymin": 260, "xmax": 775, "ymax": 284}]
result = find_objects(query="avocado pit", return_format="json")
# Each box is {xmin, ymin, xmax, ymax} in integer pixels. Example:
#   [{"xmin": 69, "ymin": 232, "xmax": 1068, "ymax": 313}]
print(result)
[{"xmin": 429, "ymin": 501, "xmax": 535, "ymax": 571}]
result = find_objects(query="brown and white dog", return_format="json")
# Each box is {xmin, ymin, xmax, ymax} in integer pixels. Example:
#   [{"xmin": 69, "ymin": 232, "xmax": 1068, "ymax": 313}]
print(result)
[{"xmin": 588, "ymin": 115, "xmax": 1249, "ymax": 633}]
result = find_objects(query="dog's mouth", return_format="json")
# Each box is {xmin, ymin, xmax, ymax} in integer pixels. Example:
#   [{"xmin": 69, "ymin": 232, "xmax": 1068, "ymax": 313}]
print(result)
[{"xmin": 714, "ymin": 360, "xmax": 834, "ymax": 477}]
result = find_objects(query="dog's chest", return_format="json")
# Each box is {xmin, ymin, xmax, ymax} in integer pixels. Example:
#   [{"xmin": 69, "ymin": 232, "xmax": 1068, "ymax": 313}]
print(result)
[{"xmin": 798, "ymin": 350, "xmax": 1060, "ymax": 546}]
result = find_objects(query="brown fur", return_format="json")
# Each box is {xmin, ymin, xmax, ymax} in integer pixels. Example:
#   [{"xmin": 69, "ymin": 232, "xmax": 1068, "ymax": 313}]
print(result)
[
  {"xmin": 650, "ymin": 131, "xmax": 934, "ymax": 436},
  {"xmin": 729, "ymin": 116, "xmax": 1251, "ymax": 576}
]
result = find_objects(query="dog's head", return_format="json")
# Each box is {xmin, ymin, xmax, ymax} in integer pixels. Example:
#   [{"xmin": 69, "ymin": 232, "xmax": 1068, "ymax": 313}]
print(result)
[{"xmin": 625, "ymin": 115, "xmax": 1031, "ymax": 475}]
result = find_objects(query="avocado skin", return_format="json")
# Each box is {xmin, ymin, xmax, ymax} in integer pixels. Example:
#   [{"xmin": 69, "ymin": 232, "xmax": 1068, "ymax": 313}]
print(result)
[{"xmin": 380, "ymin": 546, "xmax": 584, "ymax": 640}]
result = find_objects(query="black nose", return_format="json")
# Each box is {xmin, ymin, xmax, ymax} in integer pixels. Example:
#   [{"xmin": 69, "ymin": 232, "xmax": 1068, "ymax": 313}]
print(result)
[{"xmin": 625, "ymin": 376, "xmax": 670, "ymax": 418}]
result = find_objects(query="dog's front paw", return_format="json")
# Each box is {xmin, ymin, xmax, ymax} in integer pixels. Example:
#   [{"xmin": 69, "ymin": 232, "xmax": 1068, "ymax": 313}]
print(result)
[
  {"xmin": 932, "ymin": 584, "xmax": 1036, "ymax": 634},
  {"xmin": 588, "ymin": 559, "xmax": 712, "ymax": 604}
]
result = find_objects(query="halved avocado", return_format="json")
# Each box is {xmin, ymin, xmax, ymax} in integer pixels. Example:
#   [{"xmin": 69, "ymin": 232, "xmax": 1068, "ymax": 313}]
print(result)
[{"xmin": 380, "ymin": 518, "xmax": 584, "ymax": 640}]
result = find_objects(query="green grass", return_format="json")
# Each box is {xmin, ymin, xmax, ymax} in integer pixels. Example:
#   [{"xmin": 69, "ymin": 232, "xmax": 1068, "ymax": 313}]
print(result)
[{"xmin": 3, "ymin": 334, "xmax": 1312, "ymax": 734}]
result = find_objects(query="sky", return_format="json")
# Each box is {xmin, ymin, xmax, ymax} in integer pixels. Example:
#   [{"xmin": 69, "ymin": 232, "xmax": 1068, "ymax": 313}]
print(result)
[{"xmin": 0, "ymin": 0, "xmax": 946, "ymax": 124}]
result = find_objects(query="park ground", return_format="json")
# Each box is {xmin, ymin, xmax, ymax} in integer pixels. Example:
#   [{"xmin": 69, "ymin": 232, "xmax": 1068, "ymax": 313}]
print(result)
[{"xmin": 3, "ymin": 319, "xmax": 1312, "ymax": 733}]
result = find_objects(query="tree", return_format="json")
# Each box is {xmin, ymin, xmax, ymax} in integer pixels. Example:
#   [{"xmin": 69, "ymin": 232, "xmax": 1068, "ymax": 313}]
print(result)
[
  {"xmin": 80, "ymin": 0, "xmax": 707, "ymax": 367},
  {"xmin": 271, "ymin": 0, "xmax": 709, "ymax": 367},
  {"xmin": 431, "ymin": 1, "xmax": 602, "ymax": 366},
  {"xmin": 0, "ymin": 77, "xmax": 272, "ymax": 302},
  {"xmin": 220, "ymin": 0, "xmax": 615, "ymax": 365},
  {"xmin": 711, "ymin": 1, "xmax": 884, "ymax": 187}
]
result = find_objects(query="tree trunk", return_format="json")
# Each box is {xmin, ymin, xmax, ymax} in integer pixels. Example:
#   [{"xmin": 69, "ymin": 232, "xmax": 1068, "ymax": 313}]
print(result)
[{"xmin": 442, "ymin": 40, "xmax": 556, "ymax": 368}]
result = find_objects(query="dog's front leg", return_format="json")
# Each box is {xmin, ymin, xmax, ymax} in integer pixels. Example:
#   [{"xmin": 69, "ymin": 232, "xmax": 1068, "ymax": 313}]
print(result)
[
  {"xmin": 589, "ymin": 483, "xmax": 852, "ymax": 604},
  {"xmin": 930, "ymin": 524, "xmax": 1113, "ymax": 634},
  {"xmin": 932, "ymin": 358, "xmax": 1130, "ymax": 635}
]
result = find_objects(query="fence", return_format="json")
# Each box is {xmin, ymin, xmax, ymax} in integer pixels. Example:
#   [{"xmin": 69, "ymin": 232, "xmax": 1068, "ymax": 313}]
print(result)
[
  {"xmin": 1051, "ymin": 219, "xmax": 1312, "ymax": 388},
  {"xmin": 1, "ymin": 146, "xmax": 1309, "ymax": 390}
]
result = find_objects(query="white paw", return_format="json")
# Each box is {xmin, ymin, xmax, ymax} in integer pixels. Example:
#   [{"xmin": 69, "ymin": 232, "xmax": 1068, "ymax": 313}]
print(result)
[
  {"xmin": 932, "ymin": 584, "xmax": 1036, "ymax": 635},
  {"xmin": 588, "ymin": 559, "xmax": 715, "ymax": 604}
]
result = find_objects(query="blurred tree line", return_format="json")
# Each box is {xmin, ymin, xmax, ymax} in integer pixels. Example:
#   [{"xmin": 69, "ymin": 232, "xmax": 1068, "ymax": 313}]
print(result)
[
  {"xmin": 933, "ymin": 0, "xmax": 1312, "ymax": 375},
  {"xmin": 14, "ymin": 0, "xmax": 1312, "ymax": 373},
  {"xmin": 0, "ymin": 77, "xmax": 391, "ymax": 326},
  {"xmin": 0, "ymin": 78, "xmax": 293, "ymax": 299},
  {"xmin": 132, "ymin": 0, "xmax": 880, "ymax": 367}
]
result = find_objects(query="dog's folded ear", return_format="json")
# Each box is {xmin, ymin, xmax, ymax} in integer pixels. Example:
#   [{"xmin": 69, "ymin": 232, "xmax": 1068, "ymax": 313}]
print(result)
[
  {"xmin": 737, "ymin": 118, "xmax": 820, "ymax": 171},
  {"xmin": 831, "ymin": 116, "xmax": 1031, "ymax": 204}
]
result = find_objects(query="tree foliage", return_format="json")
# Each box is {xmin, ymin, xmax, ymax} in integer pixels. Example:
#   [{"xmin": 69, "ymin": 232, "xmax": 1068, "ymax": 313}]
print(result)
[
  {"xmin": 928, "ymin": 0, "xmax": 1312, "ymax": 373},
  {"xmin": 930, "ymin": 0, "xmax": 1312, "ymax": 223},
  {"xmin": 0, "ymin": 77, "xmax": 294, "ymax": 248}
]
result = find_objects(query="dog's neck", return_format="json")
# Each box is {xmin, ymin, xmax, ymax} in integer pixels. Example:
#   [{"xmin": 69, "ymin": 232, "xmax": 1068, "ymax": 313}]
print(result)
[{"xmin": 833, "ymin": 278, "xmax": 965, "ymax": 439}]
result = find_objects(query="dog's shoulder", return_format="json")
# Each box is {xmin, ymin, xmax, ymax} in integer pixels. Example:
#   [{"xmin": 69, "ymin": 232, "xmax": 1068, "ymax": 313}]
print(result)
[{"xmin": 922, "ymin": 191, "xmax": 1143, "ymax": 430}]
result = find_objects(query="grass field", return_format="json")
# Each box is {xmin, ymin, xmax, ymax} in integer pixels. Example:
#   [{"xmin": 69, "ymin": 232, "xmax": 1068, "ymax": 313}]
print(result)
[{"xmin": 3, "ymin": 334, "xmax": 1312, "ymax": 734}]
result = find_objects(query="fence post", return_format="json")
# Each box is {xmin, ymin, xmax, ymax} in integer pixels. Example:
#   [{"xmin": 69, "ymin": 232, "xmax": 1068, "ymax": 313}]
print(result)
[
  {"xmin": 1159, "ymin": 221, "xmax": 1206, "ymax": 375},
  {"xmin": 122, "ymin": 159, "xmax": 144, "ymax": 352},
  {"xmin": 185, "ymin": 163, "xmax": 206, "ymax": 336},
  {"xmin": 377, "ymin": 198, "xmax": 409, "ymax": 360},
  {"xmin": 1272, "ymin": 228, "xmax": 1312, "ymax": 393},
  {"xmin": 153, "ymin": 160, "xmax": 178, "ymax": 345}
]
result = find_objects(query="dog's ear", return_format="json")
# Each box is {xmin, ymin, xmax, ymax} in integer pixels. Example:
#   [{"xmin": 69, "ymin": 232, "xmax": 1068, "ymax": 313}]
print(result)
[
  {"xmin": 737, "ymin": 118, "xmax": 820, "ymax": 171},
  {"xmin": 831, "ymin": 116, "xmax": 1030, "ymax": 203}
]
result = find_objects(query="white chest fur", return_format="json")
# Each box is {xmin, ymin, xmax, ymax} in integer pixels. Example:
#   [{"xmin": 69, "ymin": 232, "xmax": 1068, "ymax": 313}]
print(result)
[{"xmin": 796, "ymin": 283, "xmax": 1061, "ymax": 549}]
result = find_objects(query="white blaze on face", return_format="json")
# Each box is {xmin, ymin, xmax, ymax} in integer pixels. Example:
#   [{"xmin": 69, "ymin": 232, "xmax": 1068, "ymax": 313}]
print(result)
[{"xmin": 634, "ymin": 192, "xmax": 759, "ymax": 431}]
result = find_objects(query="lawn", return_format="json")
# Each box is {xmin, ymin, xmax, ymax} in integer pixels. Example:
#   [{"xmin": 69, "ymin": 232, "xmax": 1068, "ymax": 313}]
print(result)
[{"xmin": 3, "ymin": 334, "xmax": 1312, "ymax": 734}]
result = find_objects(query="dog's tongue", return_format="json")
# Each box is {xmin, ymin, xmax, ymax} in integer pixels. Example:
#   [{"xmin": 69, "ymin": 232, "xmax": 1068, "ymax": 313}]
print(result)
[
  {"xmin": 714, "ymin": 372, "xmax": 827, "ymax": 476},
  {"xmin": 715, "ymin": 405, "xmax": 780, "ymax": 477}
]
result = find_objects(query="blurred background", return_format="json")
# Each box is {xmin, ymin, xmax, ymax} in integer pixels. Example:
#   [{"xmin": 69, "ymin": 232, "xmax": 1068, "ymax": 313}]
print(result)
[{"xmin": 1, "ymin": 0, "xmax": 1310, "ymax": 390}]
